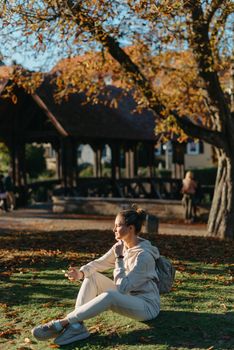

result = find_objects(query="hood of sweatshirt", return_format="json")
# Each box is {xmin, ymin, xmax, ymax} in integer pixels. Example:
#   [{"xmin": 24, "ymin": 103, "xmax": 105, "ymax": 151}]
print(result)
[{"xmin": 123, "ymin": 237, "xmax": 160, "ymax": 260}]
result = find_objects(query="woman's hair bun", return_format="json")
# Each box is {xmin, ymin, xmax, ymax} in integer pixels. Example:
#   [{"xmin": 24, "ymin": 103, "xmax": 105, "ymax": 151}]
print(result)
[
  {"xmin": 119, "ymin": 204, "xmax": 147, "ymax": 233},
  {"xmin": 132, "ymin": 204, "xmax": 147, "ymax": 221}
]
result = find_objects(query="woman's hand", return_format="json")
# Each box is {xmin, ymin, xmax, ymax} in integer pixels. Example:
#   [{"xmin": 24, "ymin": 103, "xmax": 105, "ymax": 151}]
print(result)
[
  {"xmin": 64, "ymin": 267, "xmax": 84, "ymax": 281},
  {"xmin": 114, "ymin": 240, "xmax": 124, "ymax": 257}
]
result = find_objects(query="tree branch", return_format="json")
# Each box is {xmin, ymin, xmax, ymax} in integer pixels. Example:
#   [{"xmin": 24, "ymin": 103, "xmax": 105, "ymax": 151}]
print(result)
[
  {"xmin": 65, "ymin": 0, "xmax": 229, "ymax": 150},
  {"xmin": 185, "ymin": 0, "xmax": 231, "ymax": 131},
  {"xmin": 66, "ymin": 0, "xmax": 164, "ymax": 115},
  {"xmin": 171, "ymin": 110, "xmax": 226, "ymax": 149},
  {"xmin": 210, "ymin": 4, "xmax": 234, "ymax": 56},
  {"xmin": 205, "ymin": 0, "xmax": 225, "ymax": 24}
]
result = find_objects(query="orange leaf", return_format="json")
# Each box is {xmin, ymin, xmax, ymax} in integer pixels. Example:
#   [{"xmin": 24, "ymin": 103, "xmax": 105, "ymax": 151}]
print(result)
[{"xmin": 11, "ymin": 94, "xmax": 17, "ymax": 104}]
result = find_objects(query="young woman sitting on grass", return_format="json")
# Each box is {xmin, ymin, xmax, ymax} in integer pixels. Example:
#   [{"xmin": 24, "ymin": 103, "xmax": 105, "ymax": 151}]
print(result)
[{"xmin": 32, "ymin": 206, "xmax": 161, "ymax": 346}]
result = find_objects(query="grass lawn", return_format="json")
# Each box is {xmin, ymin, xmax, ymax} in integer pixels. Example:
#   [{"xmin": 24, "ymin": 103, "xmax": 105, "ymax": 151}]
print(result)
[{"xmin": 0, "ymin": 228, "xmax": 233, "ymax": 350}]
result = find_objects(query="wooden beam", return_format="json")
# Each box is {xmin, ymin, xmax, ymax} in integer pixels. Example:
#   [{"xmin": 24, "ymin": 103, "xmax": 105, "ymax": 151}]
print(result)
[{"xmin": 32, "ymin": 94, "xmax": 69, "ymax": 137}]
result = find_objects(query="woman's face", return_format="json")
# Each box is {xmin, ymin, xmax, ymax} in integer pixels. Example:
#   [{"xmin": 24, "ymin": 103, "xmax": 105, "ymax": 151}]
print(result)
[{"xmin": 113, "ymin": 214, "xmax": 131, "ymax": 241}]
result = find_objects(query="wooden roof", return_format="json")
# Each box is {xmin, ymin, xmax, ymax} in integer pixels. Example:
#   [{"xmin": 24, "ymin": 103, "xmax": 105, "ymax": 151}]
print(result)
[
  {"xmin": 35, "ymin": 76, "xmax": 156, "ymax": 142},
  {"xmin": 0, "ymin": 70, "xmax": 157, "ymax": 143}
]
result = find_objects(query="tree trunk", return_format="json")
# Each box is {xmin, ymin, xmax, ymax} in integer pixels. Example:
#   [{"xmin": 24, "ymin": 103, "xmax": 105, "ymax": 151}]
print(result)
[{"xmin": 207, "ymin": 151, "xmax": 234, "ymax": 239}]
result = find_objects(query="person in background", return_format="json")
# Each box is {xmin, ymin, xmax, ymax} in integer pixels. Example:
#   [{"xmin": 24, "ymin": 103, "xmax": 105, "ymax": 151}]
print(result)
[
  {"xmin": 0, "ymin": 174, "xmax": 8, "ymax": 212},
  {"xmin": 193, "ymin": 180, "xmax": 203, "ymax": 220},
  {"xmin": 31, "ymin": 206, "xmax": 161, "ymax": 346},
  {"xmin": 181, "ymin": 171, "xmax": 197, "ymax": 223},
  {"xmin": 4, "ymin": 169, "xmax": 15, "ymax": 210}
]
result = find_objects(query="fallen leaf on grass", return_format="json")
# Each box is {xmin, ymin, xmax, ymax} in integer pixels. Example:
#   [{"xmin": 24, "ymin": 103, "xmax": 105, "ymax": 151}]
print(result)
[
  {"xmin": 5, "ymin": 310, "xmax": 19, "ymax": 318},
  {"xmin": 56, "ymin": 302, "xmax": 68, "ymax": 307},
  {"xmin": 174, "ymin": 280, "xmax": 183, "ymax": 286},
  {"xmin": 176, "ymin": 265, "xmax": 186, "ymax": 272},
  {"xmin": 224, "ymin": 278, "xmax": 233, "ymax": 285},
  {"xmin": 139, "ymin": 336, "xmax": 153, "ymax": 343},
  {"xmin": 0, "ymin": 303, "xmax": 8, "ymax": 309},
  {"xmin": 0, "ymin": 328, "xmax": 21, "ymax": 338},
  {"xmin": 107, "ymin": 328, "xmax": 121, "ymax": 338},
  {"xmin": 0, "ymin": 271, "xmax": 12, "ymax": 278},
  {"xmin": 2, "ymin": 322, "xmax": 15, "ymax": 327},
  {"xmin": 88, "ymin": 325, "xmax": 101, "ymax": 333},
  {"xmin": 24, "ymin": 338, "xmax": 31, "ymax": 344},
  {"xmin": 220, "ymin": 303, "xmax": 228, "ymax": 310},
  {"xmin": 42, "ymin": 302, "xmax": 53, "ymax": 308}
]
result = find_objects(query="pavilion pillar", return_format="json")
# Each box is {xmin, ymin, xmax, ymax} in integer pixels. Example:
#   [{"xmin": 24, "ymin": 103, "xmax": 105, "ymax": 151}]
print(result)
[
  {"xmin": 72, "ymin": 141, "xmax": 78, "ymax": 186},
  {"xmin": 56, "ymin": 148, "xmax": 62, "ymax": 179},
  {"xmin": 10, "ymin": 141, "xmax": 27, "ymax": 187},
  {"xmin": 125, "ymin": 144, "xmax": 135, "ymax": 178},
  {"xmin": 7, "ymin": 140, "xmax": 27, "ymax": 206},
  {"xmin": 146, "ymin": 142, "xmax": 155, "ymax": 177},
  {"xmin": 74, "ymin": 141, "xmax": 79, "ymax": 186},
  {"xmin": 51, "ymin": 141, "xmax": 62, "ymax": 179},
  {"xmin": 92, "ymin": 143, "xmax": 103, "ymax": 178},
  {"xmin": 133, "ymin": 143, "xmax": 138, "ymax": 177},
  {"xmin": 110, "ymin": 142, "xmax": 121, "ymax": 179},
  {"xmin": 61, "ymin": 137, "xmax": 77, "ymax": 194}
]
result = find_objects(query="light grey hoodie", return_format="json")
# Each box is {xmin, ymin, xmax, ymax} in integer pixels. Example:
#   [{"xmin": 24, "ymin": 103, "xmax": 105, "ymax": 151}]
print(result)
[{"xmin": 80, "ymin": 237, "xmax": 160, "ymax": 312}]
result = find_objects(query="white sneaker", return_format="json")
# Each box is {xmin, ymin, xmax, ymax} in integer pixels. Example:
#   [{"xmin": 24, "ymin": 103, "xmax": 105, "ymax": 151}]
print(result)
[
  {"xmin": 31, "ymin": 320, "xmax": 61, "ymax": 340},
  {"xmin": 54, "ymin": 323, "xmax": 90, "ymax": 345}
]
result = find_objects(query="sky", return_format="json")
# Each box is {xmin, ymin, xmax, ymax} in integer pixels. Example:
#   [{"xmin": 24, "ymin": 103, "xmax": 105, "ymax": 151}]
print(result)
[
  {"xmin": 0, "ymin": 1, "xmax": 148, "ymax": 72},
  {"xmin": 0, "ymin": 1, "xmax": 233, "ymax": 73}
]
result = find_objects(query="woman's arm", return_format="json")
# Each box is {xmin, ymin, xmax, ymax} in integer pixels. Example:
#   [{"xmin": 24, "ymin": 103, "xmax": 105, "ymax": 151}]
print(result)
[{"xmin": 79, "ymin": 247, "xmax": 116, "ymax": 277}]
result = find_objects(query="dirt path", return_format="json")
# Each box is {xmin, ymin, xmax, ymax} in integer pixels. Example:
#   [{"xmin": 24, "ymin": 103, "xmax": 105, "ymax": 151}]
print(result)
[{"xmin": 0, "ymin": 207, "xmax": 207, "ymax": 236}]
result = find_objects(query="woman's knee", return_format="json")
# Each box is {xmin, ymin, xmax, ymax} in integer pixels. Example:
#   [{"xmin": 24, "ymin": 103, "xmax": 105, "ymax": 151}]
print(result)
[
  {"xmin": 78, "ymin": 273, "xmax": 99, "ymax": 294},
  {"xmin": 101, "ymin": 289, "xmax": 119, "ymax": 304}
]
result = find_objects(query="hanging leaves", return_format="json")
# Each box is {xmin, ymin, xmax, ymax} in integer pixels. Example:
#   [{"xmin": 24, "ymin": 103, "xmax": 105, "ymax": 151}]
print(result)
[{"xmin": 11, "ymin": 94, "xmax": 18, "ymax": 104}]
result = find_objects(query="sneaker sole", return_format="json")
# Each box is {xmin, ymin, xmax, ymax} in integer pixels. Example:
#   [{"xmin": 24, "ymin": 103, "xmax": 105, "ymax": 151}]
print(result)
[
  {"xmin": 55, "ymin": 331, "xmax": 90, "ymax": 345},
  {"xmin": 31, "ymin": 329, "xmax": 59, "ymax": 341}
]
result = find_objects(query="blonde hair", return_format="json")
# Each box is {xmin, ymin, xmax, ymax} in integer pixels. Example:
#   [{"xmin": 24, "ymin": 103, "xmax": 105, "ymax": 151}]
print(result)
[{"xmin": 185, "ymin": 171, "xmax": 194, "ymax": 180}]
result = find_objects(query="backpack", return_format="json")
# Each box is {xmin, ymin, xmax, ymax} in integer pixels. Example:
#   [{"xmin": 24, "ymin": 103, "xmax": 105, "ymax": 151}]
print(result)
[{"xmin": 155, "ymin": 256, "xmax": 176, "ymax": 294}]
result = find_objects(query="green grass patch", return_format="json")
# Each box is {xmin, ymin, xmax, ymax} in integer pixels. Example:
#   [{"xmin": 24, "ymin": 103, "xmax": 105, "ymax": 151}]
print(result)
[{"xmin": 0, "ymin": 229, "xmax": 233, "ymax": 350}]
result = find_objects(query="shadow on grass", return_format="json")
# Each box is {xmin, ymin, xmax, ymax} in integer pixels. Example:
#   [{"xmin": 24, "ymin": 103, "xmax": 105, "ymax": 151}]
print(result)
[
  {"xmin": 0, "ymin": 259, "xmax": 81, "ymax": 308},
  {"xmin": 55, "ymin": 311, "xmax": 234, "ymax": 350},
  {"xmin": 0, "ymin": 228, "xmax": 234, "ymax": 264},
  {"xmin": 2, "ymin": 206, "xmax": 114, "ymax": 221}
]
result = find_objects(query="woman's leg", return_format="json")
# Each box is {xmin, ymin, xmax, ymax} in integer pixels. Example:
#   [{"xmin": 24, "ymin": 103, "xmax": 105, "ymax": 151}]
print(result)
[
  {"xmin": 3, "ymin": 198, "xmax": 8, "ymax": 212},
  {"xmin": 188, "ymin": 195, "xmax": 193, "ymax": 220},
  {"xmin": 31, "ymin": 272, "xmax": 116, "ymax": 341},
  {"xmin": 75, "ymin": 272, "xmax": 116, "ymax": 308},
  {"xmin": 184, "ymin": 195, "xmax": 189, "ymax": 220},
  {"xmin": 54, "ymin": 289, "xmax": 159, "ymax": 346},
  {"xmin": 67, "ymin": 289, "xmax": 158, "ymax": 324}
]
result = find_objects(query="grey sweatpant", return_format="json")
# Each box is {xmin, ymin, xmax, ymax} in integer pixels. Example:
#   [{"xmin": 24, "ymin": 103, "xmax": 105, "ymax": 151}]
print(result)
[{"xmin": 66, "ymin": 272, "xmax": 159, "ymax": 323}]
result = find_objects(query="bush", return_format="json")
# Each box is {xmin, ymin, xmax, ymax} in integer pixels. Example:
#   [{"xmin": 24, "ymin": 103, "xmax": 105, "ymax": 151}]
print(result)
[
  {"xmin": 0, "ymin": 142, "xmax": 10, "ymax": 173},
  {"xmin": 156, "ymin": 169, "xmax": 172, "ymax": 178},
  {"xmin": 78, "ymin": 163, "xmax": 93, "ymax": 177},
  {"xmin": 102, "ymin": 162, "xmax": 111, "ymax": 177},
  {"xmin": 25, "ymin": 144, "xmax": 46, "ymax": 179},
  {"xmin": 37, "ymin": 169, "xmax": 56, "ymax": 180}
]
